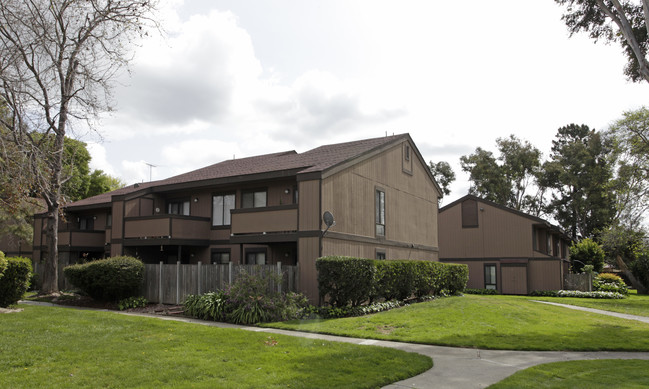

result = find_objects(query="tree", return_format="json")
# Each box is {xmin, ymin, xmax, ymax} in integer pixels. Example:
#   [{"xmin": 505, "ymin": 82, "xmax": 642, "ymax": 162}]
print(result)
[
  {"xmin": 429, "ymin": 161, "xmax": 456, "ymax": 200},
  {"xmin": 540, "ymin": 124, "xmax": 616, "ymax": 240},
  {"xmin": 0, "ymin": 0, "xmax": 158, "ymax": 294},
  {"xmin": 86, "ymin": 170, "xmax": 124, "ymax": 198},
  {"xmin": 569, "ymin": 238, "xmax": 606, "ymax": 273},
  {"xmin": 599, "ymin": 224, "xmax": 648, "ymax": 291},
  {"xmin": 555, "ymin": 0, "xmax": 649, "ymax": 83},
  {"xmin": 460, "ymin": 135, "xmax": 543, "ymax": 214}
]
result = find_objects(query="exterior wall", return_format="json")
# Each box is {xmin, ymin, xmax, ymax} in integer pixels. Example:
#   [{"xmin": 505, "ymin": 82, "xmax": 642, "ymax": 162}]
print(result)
[
  {"xmin": 439, "ymin": 201, "xmax": 536, "ymax": 259},
  {"xmin": 501, "ymin": 265, "xmax": 528, "ymax": 294},
  {"xmin": 298, "ymin": 236, "xmax": 320, "ymax": 302},
  {"xmin": 528, "ymin": 259, "xmax": 563, "ymax": 291},
  {"xmin": 320, "ymin": 140, "xmax": 439, "ymax": 260},
  {"xmin": 322, "ymin": 237, "xmax": 434, "ymax": 261}
]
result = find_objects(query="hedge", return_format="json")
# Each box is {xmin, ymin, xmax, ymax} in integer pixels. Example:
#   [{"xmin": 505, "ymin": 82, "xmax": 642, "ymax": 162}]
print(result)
[
  {"xmin": 64, "ymin": 256, "xmax": 144, "ymax": 301},
  {"xmin": 317, "ymin": 256, "xmax": 468, "ymax": 307},
  {"xmin": 0, "ymin": 256, "xmax": 32, "ymax": 307}
]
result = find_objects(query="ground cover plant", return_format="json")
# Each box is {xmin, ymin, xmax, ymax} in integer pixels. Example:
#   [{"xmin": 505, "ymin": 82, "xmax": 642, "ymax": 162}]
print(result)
[
  {"xmin": 530, "ymin": 290, "xmax": 649, "ymax": 318},
  {"xmin": 488, "ymin": 359, "xmax": 649, "ymax": 389},
  {"xmin": 0, "ymin": 305, "xmax": 431, "ymax": 388},
  {"xmin": 263, "ymin": 294, "xmax": 649, "ymax": 351}
]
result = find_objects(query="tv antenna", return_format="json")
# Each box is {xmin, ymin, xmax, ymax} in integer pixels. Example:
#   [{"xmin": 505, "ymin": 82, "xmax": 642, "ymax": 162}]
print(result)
[{"xmin": 144, "ymin": 162, "xmax": 157, "ymax": 182}]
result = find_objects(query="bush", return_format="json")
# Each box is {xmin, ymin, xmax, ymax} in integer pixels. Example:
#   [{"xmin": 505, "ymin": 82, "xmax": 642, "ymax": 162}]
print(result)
[
  {"xmin": 465, "ymin": 288, "xmax": 501, "ymax": 295},
  {"xmin": 556, "ymin": 290, "xmax": 626, "ymax": 299},
  {"xmin": 0, "ymin": 251, "xmax": 7, "ymax": 280},
  {"xmin": 373, "ymin": 260, "xmax": 416, "ymax": 301},
  {"xmin": 593, "ymin": 273, "xmax": 628, "ymax": 295},
  {"xmin": 530, "ymin": 290, "xmax": 559, "ymax": 297},
  {"xmin": 412, "ymin": 261, "xmax": 445, "ymax": 297},
  {"xmin": 631, "ymin": 250, "xmax": 649, "ymax": 294},
  {"xmin": 317, "ymin": 256, "xmax": 375, "ymax": 307},
  {"xmin": 63, "ymin": 256, "xmax": 144, "ymax": 301},
  {"xmin": 570, "ymin": 238, "xmax": 605, "ymax": 273},
  {"xmin": 117, "ymin": 296, "xmax": 148, "ymax": 311},
  {"xmin": 444, "ymin": 263, "xmax": 469, "ymax": 294},
  {"xmin": 0, "ymin": 256, "xmax": 32, "ymax": 307}
]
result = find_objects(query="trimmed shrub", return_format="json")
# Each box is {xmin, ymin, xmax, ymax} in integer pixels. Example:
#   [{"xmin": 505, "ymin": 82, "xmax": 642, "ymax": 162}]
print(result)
[
  {"xmin": 64, "ymin": 256, "xmax": 144, "ymax": 301},
  {"xmin": 631, "ymin": 250, "xmax": 649, "ymax": 294},
  {"xmin": 0, "ymin": 251, "xmax": 7, "ymax": 280},
  {"xmin": 530, "ymin": 290, "xmax": 559, "ymax": 297},
  {"xmin": 373, "ymin": 260, "xmax": 416, "ymax": 301},
  {"xmin": 443, "ymin": 263, "xmax": 469, "ymax": 294},
  {"xmin": 465, "ymin": 288, "xmax": 500, "ymax": 295},
  {"xmin": 0, "ymin": 256, "xmax": 32, "ymax": 307},
  {"xmin": 317, "ymin": 256, "xmax": 375, "ymax": 307},
  {"xmin": 413, "ymin": 261, "xmax": 446, "ymax": 297},
  {"xmin": 593, "ymin": 273, "xmax": 628, "ymax": 295}
]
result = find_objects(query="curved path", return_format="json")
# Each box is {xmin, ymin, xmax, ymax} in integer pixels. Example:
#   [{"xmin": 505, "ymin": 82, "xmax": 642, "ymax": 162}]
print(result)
[{"xmin": 20, "ymin": 301, "xmax": 649, "ymax": 389}]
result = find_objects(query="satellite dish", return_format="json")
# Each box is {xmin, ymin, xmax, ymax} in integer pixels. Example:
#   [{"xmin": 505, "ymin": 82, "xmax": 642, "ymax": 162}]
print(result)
[
  {"xmin": 323, "ymin": 211, "xmax": 335, "ymax": 228},
  {"xmin": 322, "ymin": 211, "xmax": 335, "ymax": 237}
]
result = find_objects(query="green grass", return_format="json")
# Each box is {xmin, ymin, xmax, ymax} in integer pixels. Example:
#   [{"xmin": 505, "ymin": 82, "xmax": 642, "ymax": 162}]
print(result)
[
  {"xmin": 488, "ymin": 359, "xmax": 649, "ymax": 388},
  {"xmin": 529, "ymin": 292, "xmax": 649, "ymax": 318},
  {"xmin": 263, "ymin": 295, "xmax": 649, "ymax": 351},
  {"xmin": 0, "ymin": 305, "xmax": 432, "ymax": 388}
]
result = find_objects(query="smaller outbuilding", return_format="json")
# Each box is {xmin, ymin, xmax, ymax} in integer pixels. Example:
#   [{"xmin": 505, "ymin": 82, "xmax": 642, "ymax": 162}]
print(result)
[{"xmin": 438, "ymin": 194, "xmax": 571, "ymax": 295}]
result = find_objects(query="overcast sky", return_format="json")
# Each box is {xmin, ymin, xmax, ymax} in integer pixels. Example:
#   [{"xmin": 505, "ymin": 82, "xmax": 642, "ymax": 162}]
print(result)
[{"xmin": 83, "ymin": 0, "xmax": 649, "ymax": 204}]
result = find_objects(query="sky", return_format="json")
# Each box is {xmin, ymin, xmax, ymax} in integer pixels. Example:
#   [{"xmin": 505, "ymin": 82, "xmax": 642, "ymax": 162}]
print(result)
[{"xmin": 82, "ymin": 0, "xmax": 649, "ymax": 204}]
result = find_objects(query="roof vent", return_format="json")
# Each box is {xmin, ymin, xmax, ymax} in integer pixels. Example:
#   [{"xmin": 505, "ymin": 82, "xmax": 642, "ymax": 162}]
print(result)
[{"xmin": 134, "ymin": 183, "xmax": 140, "ymax": 188}]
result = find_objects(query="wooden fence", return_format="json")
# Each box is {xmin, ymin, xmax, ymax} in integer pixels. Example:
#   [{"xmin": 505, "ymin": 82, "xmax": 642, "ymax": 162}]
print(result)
[
  {"xmin": 564, "ymin": 273, "xmax": 592, "ymax": 292},
  {"xmin": 142, "ymin": 262, "xmax": 299, "ymax": 304}
]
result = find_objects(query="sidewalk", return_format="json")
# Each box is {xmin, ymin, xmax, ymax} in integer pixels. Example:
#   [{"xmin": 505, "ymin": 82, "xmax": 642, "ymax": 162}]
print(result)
[{"xmin": 19, "ymin": 301, "xmax": 649, "ymax": 389}]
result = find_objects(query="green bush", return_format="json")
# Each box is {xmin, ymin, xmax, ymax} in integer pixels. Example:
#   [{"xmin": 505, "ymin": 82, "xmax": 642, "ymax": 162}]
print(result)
[
  {"xmin": 373, "ymin": 260, "xmax": 416, "ymax": 301},
  {"xmin": 412, "ymin": 261, "xmax": 445, "ymax": 297},
  {"xmin": 631, "ymin": 250, "xmax": 649, "ymax": 294},
  {"xmin": 465, "ymin": 288, "xmax": 501, "ymax": 295},
  {"xmin": 530, "ymin": 290, "xmax": 559, "ymax": 297},
  {"xmin": 317, "ymin": 256, "xmax": 376, "ymax": 307},
  {"xmin": 0, "ymin": 256, "xmax": 32, "ymax": 307},
  {"xmin": 0, "ymin": 251, "xmax": 7, "ymax": 280},
  {"xmin": 184, "ymin": 291, "xmax": 231, "ymax": 321},
  {"xmin": 593, "ymin": 273, "xmax": 628, "ymax": 295},
  {"xmin": 570, "ymin": 238, "xmax": 605, "ymax": 273},
  {"xmin": 64, "ymin": 256, "xmax": 144, "ymax": 301},
  {"xmin": 117, "ymin": 296, "xmax": 148, "ymax": 311},
  {"xmin": 443, "ymin": 263, "xmax": 469, "ymax": 294}
]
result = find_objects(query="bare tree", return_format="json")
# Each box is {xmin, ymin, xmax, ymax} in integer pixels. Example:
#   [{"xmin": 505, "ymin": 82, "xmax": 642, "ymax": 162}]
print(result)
[
  {"xmin": 0, "ymin": 0, "xmax": 158, "ymax": 293},
  {"xmin": 555, "ymin": 0, "xmax": 649, "ymax": 84}
]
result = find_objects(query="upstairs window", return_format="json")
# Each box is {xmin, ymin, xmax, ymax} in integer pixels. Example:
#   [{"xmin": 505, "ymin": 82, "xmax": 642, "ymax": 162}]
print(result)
[
  {"xmin": 168, "ymin": 200, "xmax": 190, "ymax": 216},
  {"xmin": 212, "ymin": 194, "xmax": 235, "ymax": 226},
  {"xmin": 462, "ymin": 199, "xmax": 478, "ymax": 228},
  {"xmin": 79, "ymin": 217, "xmax": 94, "ymax": 231},
  {"xmin": 375, "ymin": 189, "xmax": 385, "ymax": 236},
  {"xmin": 242, "ymin": 190, "xmax": 267, "ymax": 208}
]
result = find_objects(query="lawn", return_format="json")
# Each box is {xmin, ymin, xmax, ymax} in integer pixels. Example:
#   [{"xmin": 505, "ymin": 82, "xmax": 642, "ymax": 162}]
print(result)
[
  {"xmin": 0, "ymin": 305, "xmax": 432, "ymax": 389},
  {"xmin": 529, "ymin": 291, "xmax": 649, "ymax": 318},
  {"xmin": 263, "ymin": 294, "xmax": 649, "ymax": 351},
  {"xmin": 488, "ymin": 359, "xmax": 649, "ymax": 389}
]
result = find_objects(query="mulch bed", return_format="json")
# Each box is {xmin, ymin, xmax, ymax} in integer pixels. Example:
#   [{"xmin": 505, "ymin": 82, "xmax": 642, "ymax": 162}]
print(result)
[{"xmin": 25, "ymin": 292, "xmax": 184, "ymax": 316}]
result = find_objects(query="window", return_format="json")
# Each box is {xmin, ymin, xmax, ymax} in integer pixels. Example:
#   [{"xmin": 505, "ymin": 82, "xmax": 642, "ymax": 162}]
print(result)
[
  {"xmin": 168, "ymin": 200, "xmax": 190, "ymax": 216},
  {"xmin": 293, "ymin": 185, "xmax": 299, "ymax": 204},
  {"xmin": 106, "ymin": 213, "xmax": 112, "ymax": 228},
  {"xmin": 375, "ymin": 189, "xmax": 385, "ymax": 236},
  {"xmin": 547, "ymin": 234, "xmax": 553, "ymax": 256},
  {"xmin": 376, "ymin": 251, "xmax": 386, "ymax": 260},
  {"xmin": 484, "ymin": 264, "xmax": 497, "ymax": 290},
  {"xmin": 211, "ymin": 249, "xmax": 231, "ymax": 264},
  {"xmin": 245, "ymin": 249, "xmax": 266, "ymax": 265},
  {"xmin": 212, "ymin": 194, "xmax": 235, "ymax": 226},
  {"xmin": 79, "ymin": 217, "xmax": 94, "ymax": 231},
  {"xmin": 242, "ymin": 190, "xmax": 267, "ymax": 208},
  {"xmin": 405, "ymin": 145, "xmax": 411, "ymax": 161},
  {"xmin": 462, "ymin": 199, "xmax": 478, "ymax": 228}
]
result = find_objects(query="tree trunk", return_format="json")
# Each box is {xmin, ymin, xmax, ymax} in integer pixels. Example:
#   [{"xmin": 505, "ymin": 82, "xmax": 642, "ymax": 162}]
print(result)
[
  {"xmin": 616, "ymin": 254, "xmax": 647, "ymax": 294},
  {"xmin": 41, "ymin": 204, "xmax": 59, "ymax": 294}
]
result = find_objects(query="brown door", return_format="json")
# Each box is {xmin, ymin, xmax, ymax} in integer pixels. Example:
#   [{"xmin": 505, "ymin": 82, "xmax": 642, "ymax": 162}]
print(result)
[{"xmin": 501, "ymin": 265, "xmax": 528, "ymax": 295}]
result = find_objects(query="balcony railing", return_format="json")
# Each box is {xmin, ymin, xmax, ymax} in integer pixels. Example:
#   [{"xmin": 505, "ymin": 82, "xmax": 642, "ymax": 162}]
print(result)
[
  {"xmin": 124, "ymin": 215, "xmax": 211, "ymax": 241},
  {"xmin": 231, "ymin": 205, "xmax": 297, "ymax": 235},
  {"xmin": 58, "ymin": 230, "xmax": 106, "ymax": 248}
]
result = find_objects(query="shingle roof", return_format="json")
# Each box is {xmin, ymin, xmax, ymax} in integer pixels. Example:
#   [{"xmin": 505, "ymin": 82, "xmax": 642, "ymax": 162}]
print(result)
[{"xmin": 66, "ymin": 134, "xmax": 409, "ymax": 209}]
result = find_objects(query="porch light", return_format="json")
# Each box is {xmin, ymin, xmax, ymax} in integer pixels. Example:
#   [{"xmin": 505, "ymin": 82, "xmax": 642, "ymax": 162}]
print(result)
[
  {"xmin": 284, "ymin": 188, "xmax": 290, "ymax": 194},
  {"xmin": 160, "ymin": 245, "xmax": 164, "ymax": 252}
]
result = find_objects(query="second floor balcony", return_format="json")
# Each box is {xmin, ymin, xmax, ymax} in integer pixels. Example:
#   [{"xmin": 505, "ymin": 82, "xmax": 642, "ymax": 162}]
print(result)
[
  {"xmin": 124, "ymin": 215, "xmax": 211, "ymax": 241},
  {"xmin": 230, "ymin": 205, "xmax": 298, "ymax": 235}
]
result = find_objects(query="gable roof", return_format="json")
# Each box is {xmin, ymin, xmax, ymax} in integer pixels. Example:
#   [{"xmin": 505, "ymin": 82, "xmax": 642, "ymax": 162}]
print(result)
[
  {"xmin": 440, "ymin": 194, "xmax": 572, "ymax": 240},
  {"xmin": 66, "ymin": 133, "xmax": 438, "ymax": 210}
]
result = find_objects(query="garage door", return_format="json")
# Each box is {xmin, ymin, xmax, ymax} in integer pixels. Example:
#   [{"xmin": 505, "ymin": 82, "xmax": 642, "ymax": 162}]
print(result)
[{"xmin": 501, "ymin": 265, "xmax": 528, "ymax": 295}]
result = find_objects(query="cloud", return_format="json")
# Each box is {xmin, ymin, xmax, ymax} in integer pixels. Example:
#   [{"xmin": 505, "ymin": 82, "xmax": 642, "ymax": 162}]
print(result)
[
  {"xmin": 86, "ymin": 142, "xmax": 116, "ymax": 176},
  {"xmin": 161, "ymin": 139, "xmax": 242, "ymax": 176}
]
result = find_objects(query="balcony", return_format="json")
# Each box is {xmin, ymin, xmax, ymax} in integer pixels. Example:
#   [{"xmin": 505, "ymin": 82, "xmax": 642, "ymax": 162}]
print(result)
[
  {"xmin": 231, "ymin": 205, "xmax": 298, "ymax": 236},
  {"xmin": 58, "ymin": 230, "xmax": 106, "ymax": 249},
  {"xmin": 123, "ymin": 215, "xmax": 211, "ymax": 244}
]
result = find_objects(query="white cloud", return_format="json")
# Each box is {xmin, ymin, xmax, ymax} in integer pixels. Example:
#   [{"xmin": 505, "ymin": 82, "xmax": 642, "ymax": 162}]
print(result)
[
  {"xmin": 86, "ymin": 142, "xmax": 116, "ymax": 176},
  {"xmin": 161, "ymin": 139, "xmax": 242, "ymax": 176}
]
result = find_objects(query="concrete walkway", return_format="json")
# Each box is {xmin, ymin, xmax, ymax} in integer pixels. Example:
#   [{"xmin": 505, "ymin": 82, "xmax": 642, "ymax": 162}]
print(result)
[
  {"xmin": 531, "ymin": 300, "xmax": 649, "ymax": 324},
  {"xmin": 19, "ymin": 301, "xmax": 649, "ymax": 389}
]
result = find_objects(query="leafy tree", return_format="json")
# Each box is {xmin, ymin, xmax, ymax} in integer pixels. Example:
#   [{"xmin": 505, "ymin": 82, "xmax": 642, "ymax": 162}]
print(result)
[
  {"xmin": 429, "ymin": 161, "xmax": 456, "ymax": 200},
  {"xmin": 87, "ymin": 170, "xmax": 124, "ymax": 198},
  {"xmin": 460, "ymin": 135, "xmax": 543, "ymax": 214},
  {"xmin": 570, "ymin": 238, "xmax": 606, "ymax": 273},
  {"xmin": 599, "ymin": 224, "xmax": 648, "ymax": 292},
  {"xmin": 540, "ymin": 124, "xmax": 616, "ymax": 240},
  {"xmin": 0, "ymin": 0, "xmax": 158, "ymax": 293},
  {"xmin": 554, "ymin": 0, "xmax": 649, "ymax": 83}
]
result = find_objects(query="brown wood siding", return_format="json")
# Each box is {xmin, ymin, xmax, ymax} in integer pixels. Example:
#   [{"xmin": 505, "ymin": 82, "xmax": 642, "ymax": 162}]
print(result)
[
  {"xmin": 171, "ymin": 218, "xmax": 211, "ymax": 240},
  {"xmin": 125, "ymin": 199, "xmax": 139, "ymax": 218},
  {"xmin": 298, "ymin": 180, "xmax": 320, "ymax": 231},
  {"xmin": 231, "ymin": 208, "xmax": 297, "ymax": 234},
  {"xmin": 298, "ymin": 237, "xmax": 320, "ymax": 303},
  {"xmin": 321, "ymin": 141, "xmax": 438, "ymax": 248},
  {"xmin": 501, "ymin": 265, "xmax": 528, "ymax": 295},
  {"xmin": 322, "ymin": 237, "xmax": 437, "ymax": 261},
  {"xmin": 112, "ymin": 201, "xmax": 124, "ymax": 240},
  {"xmin": 439, "ymin": 200, "xmax": 536, "ymax": 259},
  {"xmin": 528, "ymin": 259, "xmax": 562, "ymax": 291}
]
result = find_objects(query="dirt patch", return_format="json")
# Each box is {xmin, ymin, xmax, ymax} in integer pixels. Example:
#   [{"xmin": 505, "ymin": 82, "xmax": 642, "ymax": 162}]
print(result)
[
  {"xmin": 0, "ymin": 307, "xmax": 23, "ymax": 314},
  {"xmin": 376, "ymin": 325, "xmax": 396, "ymax": 334}
]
